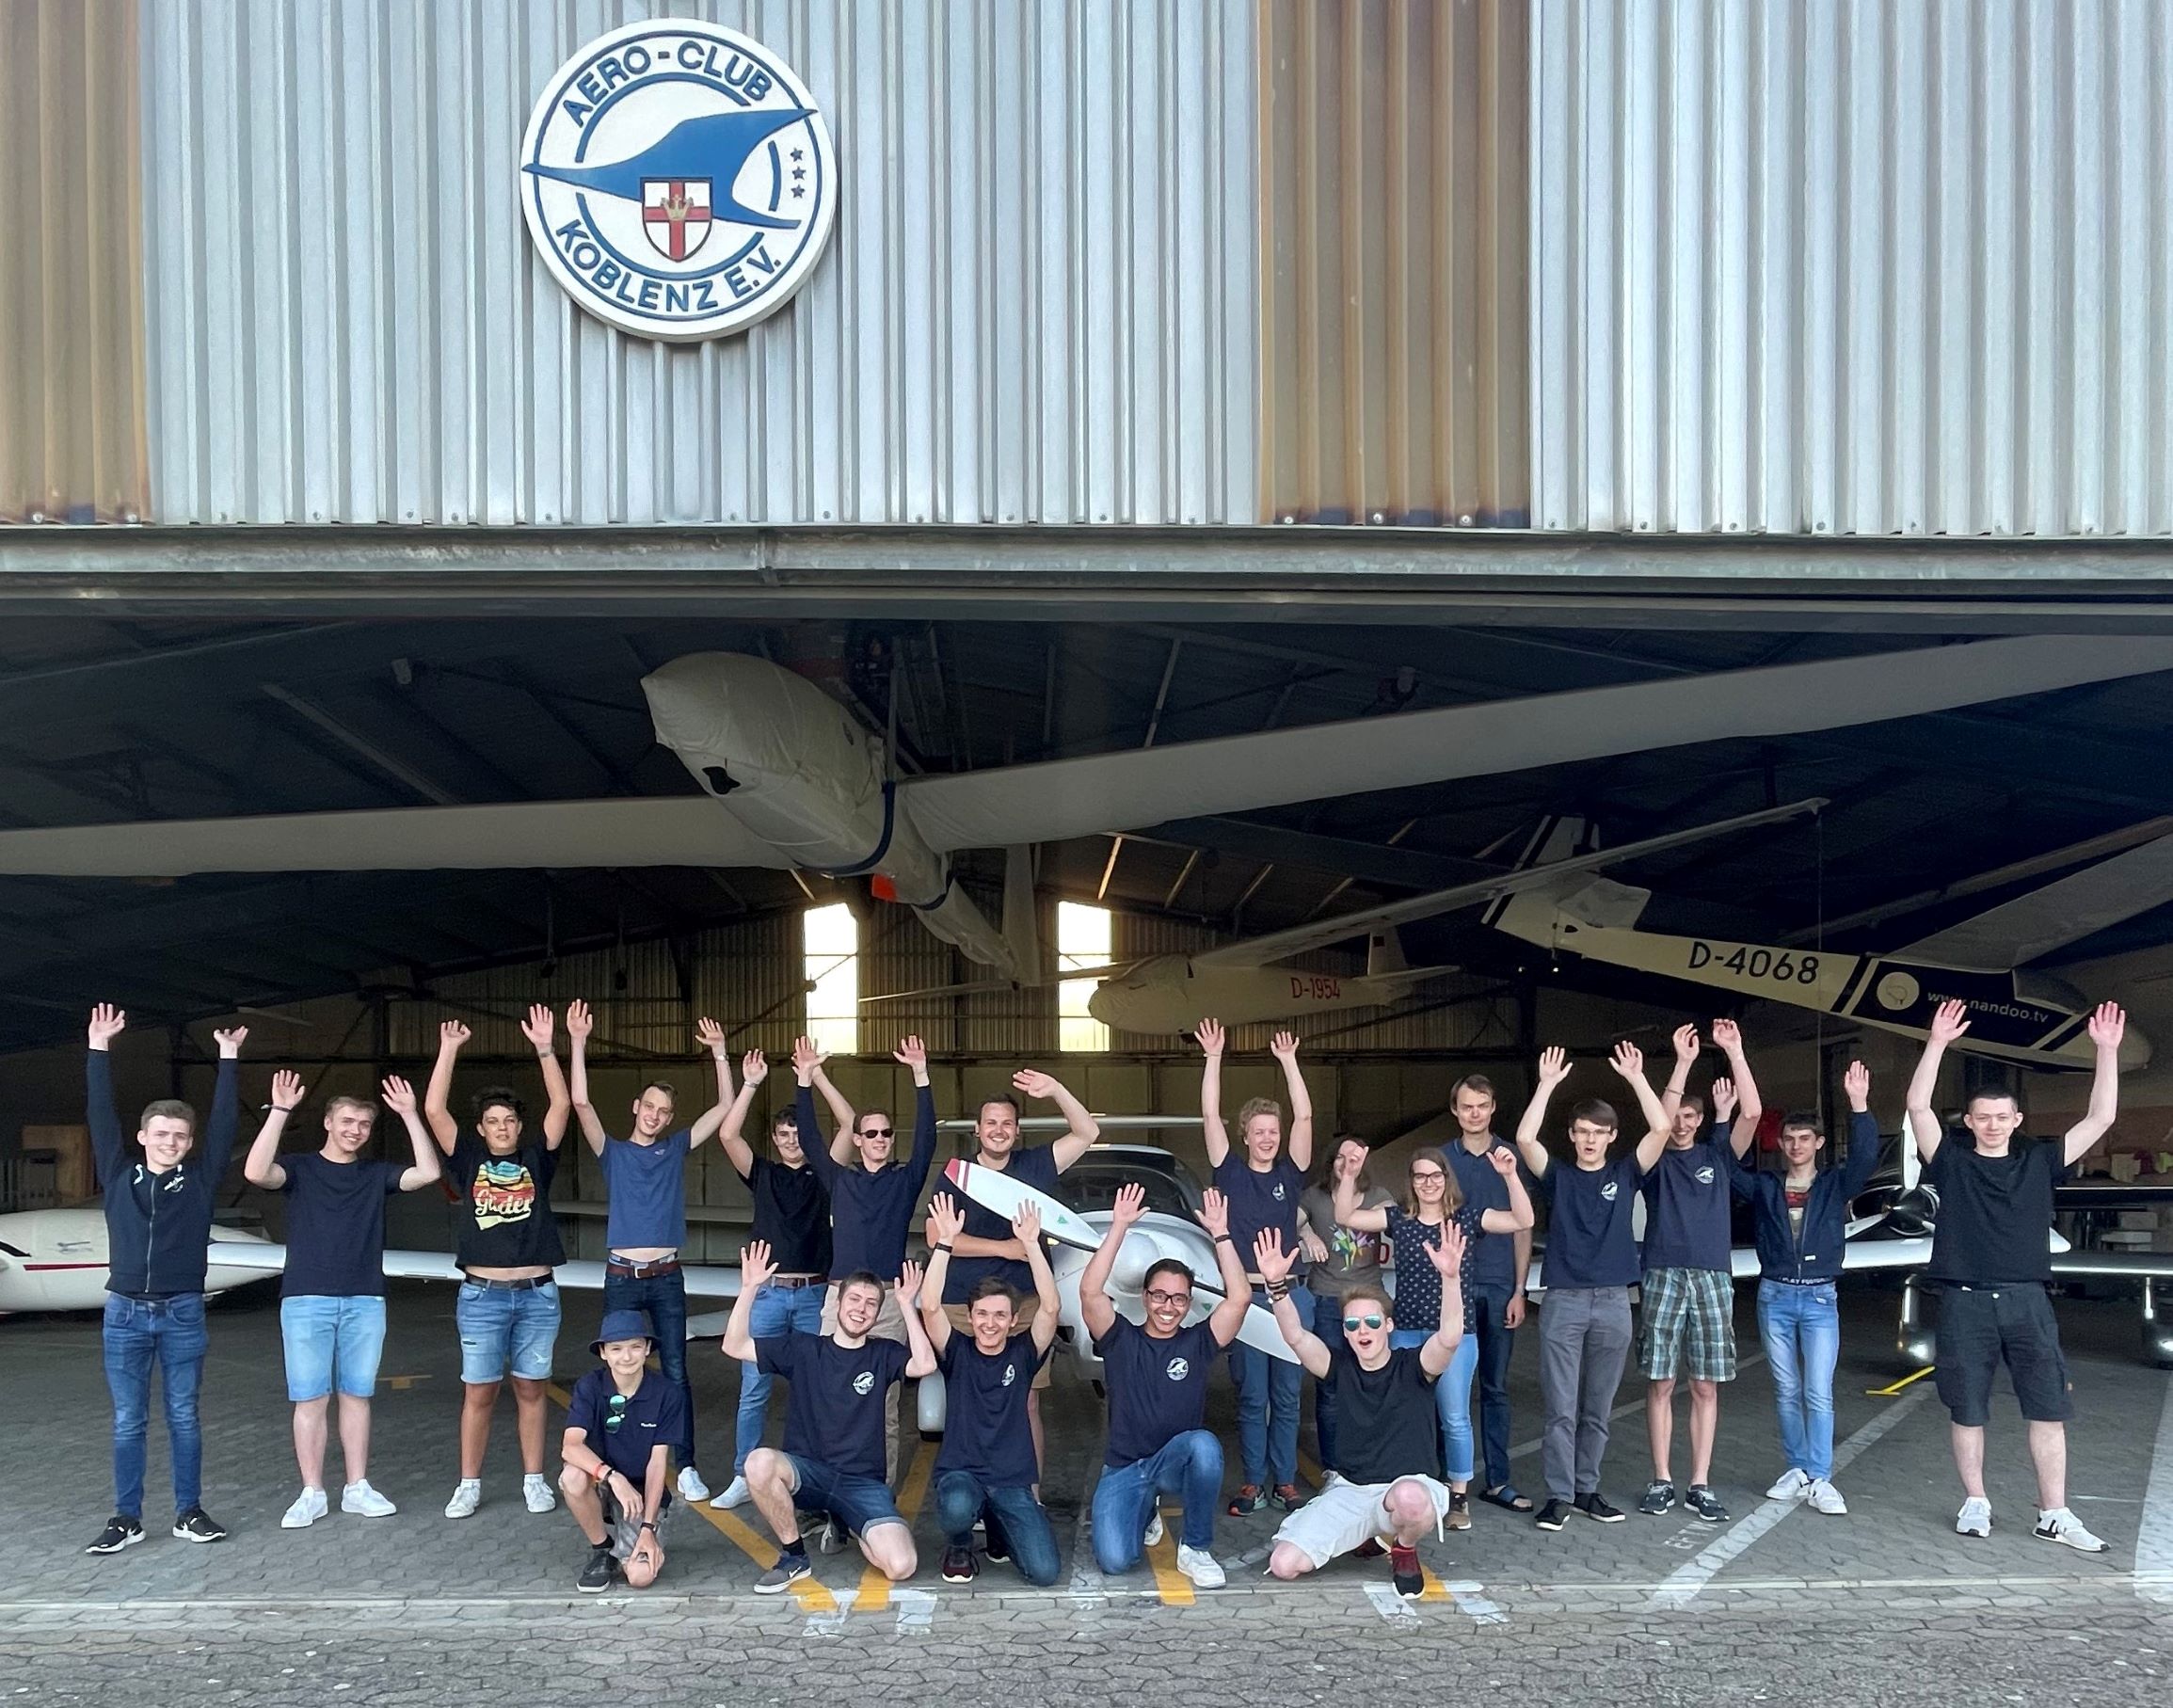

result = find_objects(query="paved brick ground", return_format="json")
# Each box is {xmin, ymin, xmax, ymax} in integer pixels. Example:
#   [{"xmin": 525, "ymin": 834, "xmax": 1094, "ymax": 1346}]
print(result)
[{"xmin": 7, "ymin": 1279, "xmax": 2169, "ymax": 1705}]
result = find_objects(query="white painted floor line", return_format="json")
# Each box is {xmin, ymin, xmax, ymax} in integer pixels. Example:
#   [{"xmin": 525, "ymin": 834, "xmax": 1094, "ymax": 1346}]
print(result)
[
  {"xmin": 1508, "ymin": 1352, "xmax": 1767, "ymax": 1462},
  {"xmin": 2139, "ymin": 1367, "xmax": 2173, "ymax": 1604},
  {"xmin": 1646, "ymin": 1385, "xmax": 1932, "ymax": 1611},
  {"xmin": 1438, "ymin": 1578, "xmax": 1510, "ymax": 1625},
  {"xmin": 893, "ymin": 1588, "xmax": 937, "ymax": 1634},
  {"xmin": 1363, "ymin": 1582, "xmax": 1423, "ymax": 1629},
  {"xmin": 1065, "ymin": 1485, "xmax": 1110, "ymax": 1605}
]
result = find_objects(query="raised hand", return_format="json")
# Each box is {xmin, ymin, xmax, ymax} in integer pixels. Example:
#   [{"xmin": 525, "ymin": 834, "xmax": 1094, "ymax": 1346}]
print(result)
[
  {"xmin": 1270, "ymin": 1030, "xmax": 1301, "ymax": 1064},
  {"xmin": 695, "ymin": 1015, "xmax": 727, "ymax": 1057},
  {"xmin": 1671, "ymin": 1023, "xmax": 1702, "ymax": 1064},
  {"xmin": 894, "ymin": 1259, "xmax": 924, "ymax": 1310},
  {"xmin": 1196, "ymin": 1186, "xmax": 1228, "ymax": 1239},
  {"xmin": 1710, "ymin": 1077, "xmax": 1738, "ymax": 1124},
  {"xmin": 213, "ymin": 1024, "xmax": 249, "ymax": 1059},
  {"xmin": 1012, "ymin": 1067, "xmax": 1058, "ymax": 1101},
  {"xmin": 1012, "ymin": 1200, "xmax": 1042, "ymax": 1244},
  {"xmin": 1485, "ymin": 1144, "xmax": 1519, "ymax": 1178},
  {"xmin": 1609, "ymin": 1040, "xmax": 1646, "ymax": 1080},
  {"xmin": 381, "ymin": 1076, "xmax": 418, "ymax": 1116},
  {"xmin": 565, "ymin": 1000, "xmax": 593, "ymax": 1043},
  {"xmin": 1110, "ymin": 1180, "xmax": 1148, "ymax": 1231},
  {"xmin": 88, "ymin": 1003, "xmax": 126, "ymax": 1048},
  {"xmin": 1196, "ymin": 1017, "xmax": 1226, "ymax": 1058},
  {"xmin": 894, "ymin": 1035, "xmax": 928, "ymax": 1075},
  {"xmin": 1711, "ymin": 1017, "xmax": 1744, "ymax": 1053},
  {"xmin": 1927, "ymin": 999, "xmax": 1971, "ymax": 1046},
  {"xmin": 1536, "ymin": 1046, "xmax": 1572, "ymax": 1089},
  {"xmin": 1425, "ymin": 1218, "xmax": 1467, "ymax": 1278},
  {"xmin": 520, "ymin": 1004, "xmax": 555, "ymax": 1050},
  {"xmin": 740, "ymin": 1238, "xmax": 776, "ymax": 1291},
  {"xmin": 1334, "ymin": 1141, "xmax": 1368, "ymax": 1184},
  {"xmin": 927, "ymin": 1191, "xmax": 967, "ymax": 1247},
  {"xmin": 1844, "ymin": 1060, "xmax": 1871, "ymax": 1111},
  {"xmin": 2088, "ymin": 1002, "xmax": 2127, "ymax": 1053},
  {"xmin": 270, "ymin": 1069, "xmax": 306, "ymax": 1112},
  {"xmin": 741, "ymin": 1048, "xmax": 770, "ymax": 1087},
  {"xmin": 1254, "ymin": 1226, "xmax": 1297, "ymax": 1284},
  {"xmin": 791, "ymin": 1035, "xmax": 825, "ymax": 1083},
  {"xmin": 439, "ymin": 1018, "xmax": 472, "ymax": 1050}
]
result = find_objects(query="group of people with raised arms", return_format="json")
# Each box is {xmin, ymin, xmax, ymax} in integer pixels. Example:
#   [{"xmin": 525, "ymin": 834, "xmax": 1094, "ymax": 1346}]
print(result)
[{"xmin": 76, "ymin": 992, "xmax": 2125, "ymax": 1592}]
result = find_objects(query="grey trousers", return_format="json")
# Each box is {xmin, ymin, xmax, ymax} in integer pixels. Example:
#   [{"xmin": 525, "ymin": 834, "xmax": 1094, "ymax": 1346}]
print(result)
[{"xmin": 1538, "ymin": 1285, "xmax": 1634, "ymax": 1502}]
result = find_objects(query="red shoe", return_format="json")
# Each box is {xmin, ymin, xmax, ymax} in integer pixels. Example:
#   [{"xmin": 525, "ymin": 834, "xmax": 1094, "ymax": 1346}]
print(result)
[
  {"xmin": 1389, "ymin": 1543, "xmax": 1424, "ymax": 1599},
  {"xmin": 1226, "ymin": 1484, "xmax": 1265, "ymax": 1516}
]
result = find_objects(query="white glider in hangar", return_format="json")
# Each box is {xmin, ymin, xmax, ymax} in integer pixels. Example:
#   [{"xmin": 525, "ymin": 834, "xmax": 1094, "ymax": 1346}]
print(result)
[{"xmin": 0, "ymin": 638, "xmax": 2171, "ymax": 982}]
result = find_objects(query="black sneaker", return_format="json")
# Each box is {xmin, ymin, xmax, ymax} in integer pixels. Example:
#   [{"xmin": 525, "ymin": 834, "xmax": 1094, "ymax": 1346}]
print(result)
[
  {"xmin": 1575, "ymin": 1492, "xmax": 1625, "ymax": 1523},
  {"xmin": 940, "ymin": 1545, "xmax": 978, "ymax": 1584},
  {"xmin": 1637, "ymin": 1479, "xmax": 1676, "ymax": 1515},
  {"xmin": 1684, "ymin": 1484, "xmax": 1729, "ymax": 1523},
  {"xmin": 1389, "ymin": 1542, "xmax": 1424, "ymax": 1599},
  {"xmin": 1535, "ymin": 1499, "xmax": 1574, "ymax": 1532},
  {"xmin": 84, "ymin": 1515, "xmax": 144, "ymax": 1555},
  {"xmin": 170, "ymin": 1508, "xmax": 228, "ymax": 1543},
  {"xmin": 577, "ymin": 1545, "xmax": 615, "ymax": 1593},
  {"xmin": 755, "ymin": 1551, "xmax": 812, "ymax": 1594}
]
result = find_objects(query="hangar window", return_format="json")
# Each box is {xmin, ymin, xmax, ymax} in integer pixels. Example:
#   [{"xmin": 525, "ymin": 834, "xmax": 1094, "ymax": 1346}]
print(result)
[
  {"xmin": 1058, "ymin": 901, "xmax": 1111, "ymax": 1053},
  {"xmin": 803, "ymin": 902, "xmax": 861, "ymax": 1057}
]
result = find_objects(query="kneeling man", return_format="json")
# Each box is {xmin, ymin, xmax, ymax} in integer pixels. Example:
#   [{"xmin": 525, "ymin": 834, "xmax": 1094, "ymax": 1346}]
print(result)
[
  {"xmin": 558, "ymin": 1310, "xmax": 681, "ymax": 1592},
  {"xmin": 723, "ymin": 1242, "xmax": 937, "ymax": 1592},
  {"xmin": 1254, "ymin": 1221, "xmax": 1468, "ymax": 1599}
]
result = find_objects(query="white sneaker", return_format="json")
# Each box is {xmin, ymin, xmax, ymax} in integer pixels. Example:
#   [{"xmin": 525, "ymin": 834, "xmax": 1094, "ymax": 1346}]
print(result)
[
  {"xmin": 522, "ymin": 1473, "xmax": 557, "ymax": 1514},
  {"xmin": 1956, "ymin": 1495, "xmax": 1992, "ymax": 1538},
  {"xmin": 1804, "ymin": 1477, "xmax": 1848, "ymax": 1515},
  {"xmin": 711, "ymin": 1476, "xmax": 752, "ymax": 1510},
  {"xmin": 280, "ymin": 1487, "xmax": 328, "ymax": 1529},
  {"xmin": 1765, "ymin": 1467, "xmax": 1810, "ymax": 1502},
  {"xmin": 341, "ymin": 1480, "xmax": 397, "ymax": 1518},
  {"xmin": 1142, "ymin": 1509, "xmax": 1164, "ymax": 1548},
  {"xmin": 443, "ymin": 1479, "xmax": 481, "ymax": 1519},
  {"xmin": 677, "ymin": 1465, "xmax": 711, "ymax": 1503},
  {"xmin": 2034, "ymin": 1508, "xmax": 2108, "ymax": 1552},
  {"xmin": 1175, "ymin": 1544, "xmax": 1224, "ymax": 1588}
]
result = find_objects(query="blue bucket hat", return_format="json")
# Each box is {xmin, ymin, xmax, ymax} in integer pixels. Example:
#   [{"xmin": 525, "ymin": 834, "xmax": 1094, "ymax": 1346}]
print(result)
[{"xmin": 590, "ymin": 1309, "xmax": 658, "ymax": 1357}]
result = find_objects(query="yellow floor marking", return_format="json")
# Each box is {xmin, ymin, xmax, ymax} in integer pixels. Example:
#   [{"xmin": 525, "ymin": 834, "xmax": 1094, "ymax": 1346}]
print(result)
[
  {"xmin": 1866, "ymin": 1365, "xmax": 1935, "ymax": 1397},
  {"xmin": 1416, "ymin": 1567, "xmax": 1452, "ymax": 1603},
  {"xmin": 1144, "ymin": 1508, "xmax": 1196, "ymax": 1606},
  {"xmin": 383, "ymin": 1374, "xmax": 428, "ymax": 1390},
  {"xmin": 542, "ymin": 1381, "xmax": 838, "ymax": 1611},
  {"xmin": 854, "ymin": 1439, "xmax": 936, "ymax": 1612}
]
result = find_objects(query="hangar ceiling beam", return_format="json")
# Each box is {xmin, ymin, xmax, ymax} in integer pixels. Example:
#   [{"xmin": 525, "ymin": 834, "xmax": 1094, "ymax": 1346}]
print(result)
[{"xmin": 1135, "ymin": 817, "xmax": 1497, "ymax": 892}]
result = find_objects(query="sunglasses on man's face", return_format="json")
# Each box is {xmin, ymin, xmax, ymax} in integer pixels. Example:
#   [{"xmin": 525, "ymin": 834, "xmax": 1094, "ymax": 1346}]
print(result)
[
  {"xmin": 860, "ymin": 1125, "xmax": 894, "ymax": 1139},
  {"xmin": 1343, "ymin": 1313, "xmax": 1385, "ymax": 1333},
  {"xmin": 604, "ymin": 1393, "xmax": 630, "ymax": 1432}
]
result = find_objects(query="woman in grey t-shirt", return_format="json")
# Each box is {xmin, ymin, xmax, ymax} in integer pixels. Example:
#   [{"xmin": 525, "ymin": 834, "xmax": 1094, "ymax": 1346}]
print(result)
[{"xmin": 1299, "ymin": 1137, "xmax": 1393, "ymax": 1473}]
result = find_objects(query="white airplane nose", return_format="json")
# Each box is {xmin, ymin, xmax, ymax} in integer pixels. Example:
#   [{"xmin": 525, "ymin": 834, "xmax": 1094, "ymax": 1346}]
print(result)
[{"xmin": 639, "ymin": 653, "xmax": 751, "ymax": 754}]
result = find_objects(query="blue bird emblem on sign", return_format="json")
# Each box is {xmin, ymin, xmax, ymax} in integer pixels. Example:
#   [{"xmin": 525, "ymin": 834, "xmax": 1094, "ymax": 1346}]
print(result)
[{"xmin": 519, "ymin": 22, "xmax": 838, "ymax": 342}]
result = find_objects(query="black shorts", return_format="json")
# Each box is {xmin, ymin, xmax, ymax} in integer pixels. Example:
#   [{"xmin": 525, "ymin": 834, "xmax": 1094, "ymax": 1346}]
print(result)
[{"xmin": 1933, "ymin": 1284, "xmax": 2072, "ymax": 1427}]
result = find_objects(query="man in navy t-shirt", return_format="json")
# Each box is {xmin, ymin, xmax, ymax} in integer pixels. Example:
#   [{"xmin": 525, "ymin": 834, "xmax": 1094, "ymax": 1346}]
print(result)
[
  {"xmin": 724, "ymin": 1240, "xmax": 937, "ymax": 1593},
  {"xmin": 1196, "ymin": 1018, "xmax": 1316, "ymax": 1515},
  {"xmin": 918, "ymin": 1192, "xmax": 1062, "ymax": 1586},
  {"xmin": 1512, "ymin": 1042, "xmax": 1670, "ymax": 1533},
  {"xmin": 559, "ymin": 1309, "xmax": 686, "ymax": 1592},
  {"xmin": 242, "ymin": 1068, "xmax": 441, "ymax": 1530},
  {"xmin": 568, "ymin": 1001, "xmax": 736, "ymax": 1502},
  {"xmin": 1083, "ymin": 1182, "xmax": 1255, "ymax": 1588}
]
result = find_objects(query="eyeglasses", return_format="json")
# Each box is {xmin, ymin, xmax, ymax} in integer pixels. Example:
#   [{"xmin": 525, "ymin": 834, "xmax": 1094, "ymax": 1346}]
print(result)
[
  {"xmin": 604, "ymin": 1393, "xmax": 629, "ymax": 1432},
  {"xmin": 1343, "ymin": 1314, "xmax": 1385, "ymax": 1332},
  {"xmin": 860, "ymin": 1125, "xmax": 894, "ymax": 1139},
  {"xmin": 1143, "ymin": 1288, "xmax": 1192, "ymax": 1307},
  {"xmin": 1410, "ymin": 1169, "xmax": 1445, "ymax": 1182}
]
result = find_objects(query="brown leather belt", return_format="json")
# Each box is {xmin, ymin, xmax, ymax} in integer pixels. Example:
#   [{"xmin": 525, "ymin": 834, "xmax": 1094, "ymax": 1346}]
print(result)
[
  {"xmin": 606, "ymin": 1257, "xmax": 681, "ymax": 1279},
  {"xmin": 767, "ymin": 1273, "xmax": 822, "ymax": 1289}
]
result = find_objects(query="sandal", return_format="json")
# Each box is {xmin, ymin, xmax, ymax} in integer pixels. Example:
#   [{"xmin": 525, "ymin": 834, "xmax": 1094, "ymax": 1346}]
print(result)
[{"xmin": 1478, "ymin": 1483, "xmax": 1533, "ymax": 1513}]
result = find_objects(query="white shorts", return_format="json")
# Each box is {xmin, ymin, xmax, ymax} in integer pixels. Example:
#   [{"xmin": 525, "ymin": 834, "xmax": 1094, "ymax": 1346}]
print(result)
[{"xmin": 1270, "ymin": 1475, "xmax": 1452, "ymax": 1570}]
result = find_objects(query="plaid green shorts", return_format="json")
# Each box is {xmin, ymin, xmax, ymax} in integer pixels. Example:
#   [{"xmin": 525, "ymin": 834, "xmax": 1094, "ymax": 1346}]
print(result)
[{"xmin": 1638, "ymin": 1266, "xmax": 1736, "ymax": 1381}]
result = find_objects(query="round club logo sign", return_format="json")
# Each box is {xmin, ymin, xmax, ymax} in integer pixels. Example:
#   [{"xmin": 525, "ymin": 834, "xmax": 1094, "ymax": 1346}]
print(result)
[{"xmin": 520, "ymin": 20, "xmax": 837, "ymax": 342}]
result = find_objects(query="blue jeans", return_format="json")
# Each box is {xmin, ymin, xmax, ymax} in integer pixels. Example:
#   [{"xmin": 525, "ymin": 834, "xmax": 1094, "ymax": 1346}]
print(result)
[
  {"xmin": 733, "ymin": 1282, "xmax": 825, "ymax": 1475},
  {"xmin": 1090, "ymin": 1429, "xmax": 1222, "ymax": 1570},
  {"xmin": 103, "ymin": 1293, "xmax": 208, "ymax": 1519},
  {"xmin": 1389, "ymin": 1326, "xmax": 1479, "ymax": 1484},
  {"xmin": 1758, "ymin": 1279, "xmax": 1840, "ymax": 1479},
  {"xmin": 454, "ymin": 1280, "xmax": 561, "ymax": 1382},
  {"xmin": 1228, "ymin": 1283, "xmax": 1312, "ymax": 1486},
  {"xmin": 279, "ymin": 1295, "xmax": 387, "ymax": 1401},
  {"xmin": 935, "ymin": 1471, "xmax": 1062, "ymax": 1586},
  {"xmin": 602, "ymin": 1268, "xmax": 695, "ymax": 1465},
  {"xmin": 1468, "ymin": 1282, "xmax": 1519, "ymax": 1488}
]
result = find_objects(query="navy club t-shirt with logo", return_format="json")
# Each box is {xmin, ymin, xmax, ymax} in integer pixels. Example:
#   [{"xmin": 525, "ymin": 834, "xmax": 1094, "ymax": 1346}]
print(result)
[
  {"xmin": 757, "ymin": 1332, "xmax": 911, "ymax": 1482},
  {"xmin": 449, "ymin": 1135, "xmax": 565, "ymax": 1270},
  {"xmin": 1212, "ymin": 1155, "xmax": 1306, "ymax": 1271},
  {"xmin": 280, "ymin": 1153, "xmax": 404, "ymax": 1298},
  {"xmin": 567, "ymin": 1365, "xmax": 688, "ymax": 1485},
  {"xmin": 1534, "ymin": 1156, "xmax": 1644, "ymax": 1289},
  {"xmin": 942, "ymin": 1142, "xmax": 1064, "ymax": 1303},
  {"xmin": 1094, "ymin": 1314, "xmax": 1222, "ymax": 1469},
  {"xmin": 1638, "ymin": 1140, "xmax": 1737, "ymax": 1273},
  {"xmin": 935, "ymin": 1330, "xmax": 1047, "ymax": 1488}
]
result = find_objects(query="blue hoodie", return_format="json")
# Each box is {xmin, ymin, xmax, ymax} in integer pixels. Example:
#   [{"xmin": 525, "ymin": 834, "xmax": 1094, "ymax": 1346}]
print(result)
[
  {"xmin": 88, "ymin": 1050, "xmax": 240, "ymax": 1297},
  {"xmin": 1720, "ymin": 1111, "xmax": 1882, "ymax": 1282}
]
